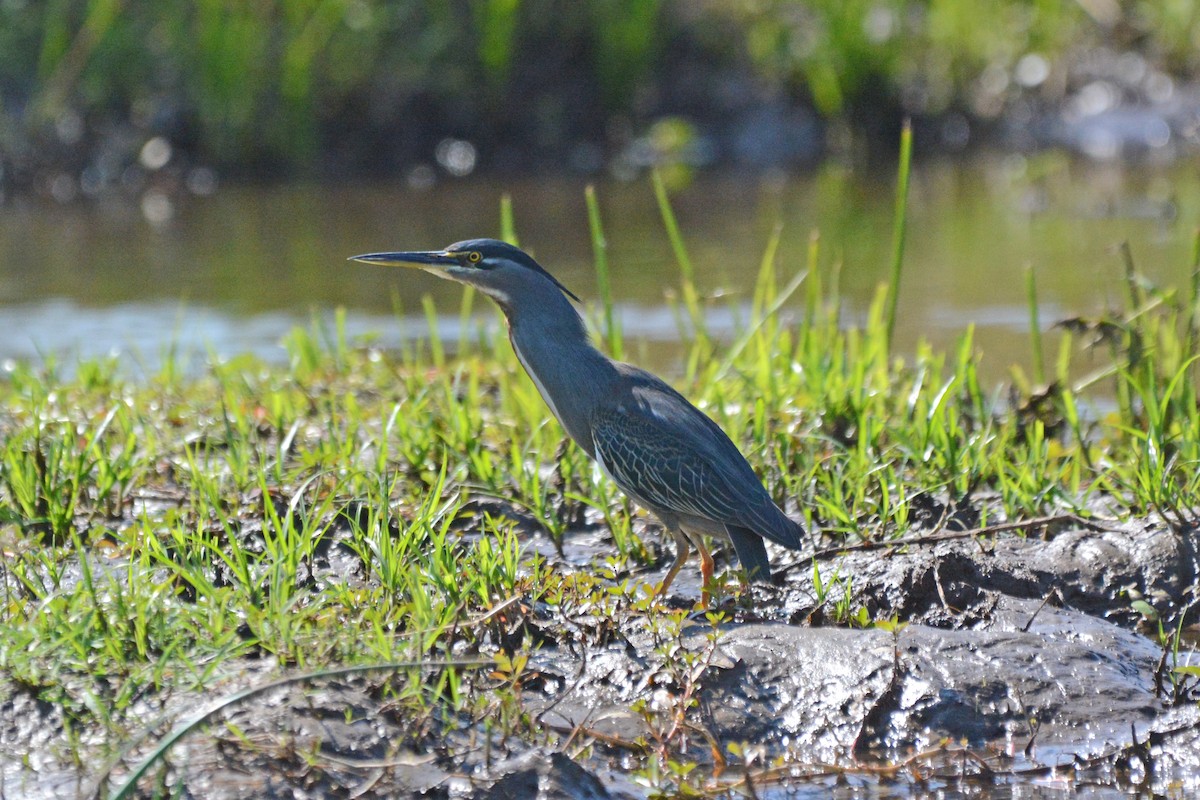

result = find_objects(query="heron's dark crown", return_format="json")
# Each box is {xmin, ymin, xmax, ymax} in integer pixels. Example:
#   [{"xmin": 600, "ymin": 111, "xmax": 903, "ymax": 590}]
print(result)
[
  {"xmin": 447, "ymin": 239, "xmax": 580, "ymax": 301},
  {"xmin": 446, "ymin": 238, "xmax": 534, "ymax": 267}
]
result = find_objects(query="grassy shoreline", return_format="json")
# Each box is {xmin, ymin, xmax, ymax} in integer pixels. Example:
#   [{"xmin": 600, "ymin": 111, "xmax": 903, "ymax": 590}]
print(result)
[{"xmin": 2, "ymin": 183, "xmax": 1200, "ymax": 795}]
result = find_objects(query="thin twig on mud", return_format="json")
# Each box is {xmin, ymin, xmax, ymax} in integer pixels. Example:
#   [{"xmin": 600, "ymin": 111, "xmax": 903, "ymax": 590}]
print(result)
[
  {"xmin": 792, "ymin": 513, "xmax": 1112, "ymax": 568},
  {"xmin": 542, "ymin": 719, "xmax": 648, "ymax": 753},
  {"xmin": 1021, "ymin": 587, "xmax": 1064, "ymax": 632}
]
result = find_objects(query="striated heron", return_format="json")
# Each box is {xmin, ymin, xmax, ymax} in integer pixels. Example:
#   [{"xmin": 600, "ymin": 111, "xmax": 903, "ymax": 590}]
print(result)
[{"xmin": 350, "ymin": 239, "xmax": 804, "ymax": 601}]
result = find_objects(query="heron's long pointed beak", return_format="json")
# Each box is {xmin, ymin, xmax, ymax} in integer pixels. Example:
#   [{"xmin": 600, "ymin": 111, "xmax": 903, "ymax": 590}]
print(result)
[{"xmin": 347, "ymin": 251, "xmax": 458, "ymax": 269}]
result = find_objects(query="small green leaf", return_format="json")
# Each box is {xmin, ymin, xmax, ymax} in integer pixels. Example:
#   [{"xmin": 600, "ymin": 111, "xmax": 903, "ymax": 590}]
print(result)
[{"xmin": 1130, "ymin": 600, "xmax": 1159, "ymax": 620}]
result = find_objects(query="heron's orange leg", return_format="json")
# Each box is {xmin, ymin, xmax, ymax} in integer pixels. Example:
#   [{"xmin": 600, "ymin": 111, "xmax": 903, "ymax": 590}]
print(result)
[
  {"xmin": 697, "ymin": 541, "xmax": 715, "ymax": 608},
  {"xmin": 657, "ymin": 526, "xmax": 690, "ymax": 598}
]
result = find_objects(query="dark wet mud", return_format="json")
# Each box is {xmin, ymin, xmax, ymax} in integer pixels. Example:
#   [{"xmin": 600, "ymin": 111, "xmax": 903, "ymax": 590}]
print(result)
[{"xmin": 3, "ymin": 512, "xmax": 1199, "ymax": 798}]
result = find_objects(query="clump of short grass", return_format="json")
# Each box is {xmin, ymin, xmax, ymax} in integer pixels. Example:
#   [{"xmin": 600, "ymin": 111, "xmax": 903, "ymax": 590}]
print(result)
[{"xmin": 1, "ymin": 169, "xmax": 1199, "ymax": 794}]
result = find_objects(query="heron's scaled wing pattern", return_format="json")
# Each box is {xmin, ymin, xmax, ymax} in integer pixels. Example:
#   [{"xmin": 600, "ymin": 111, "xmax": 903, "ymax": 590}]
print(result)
[{"xmin": 590, "ymin": 371, "xmax": 801, "ymax": 550}]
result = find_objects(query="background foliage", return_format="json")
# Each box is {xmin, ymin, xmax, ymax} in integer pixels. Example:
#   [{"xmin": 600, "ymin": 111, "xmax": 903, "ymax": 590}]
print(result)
[{"xmin": 2, "ymin": 0, "xmax": 1198, "ymax": 174}]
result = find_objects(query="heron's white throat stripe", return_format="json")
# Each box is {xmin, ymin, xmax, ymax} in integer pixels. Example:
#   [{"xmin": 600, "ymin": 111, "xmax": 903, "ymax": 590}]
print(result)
[{"xmin": 512, "ymin": 339, "xmax": 564, "ymax": 427}]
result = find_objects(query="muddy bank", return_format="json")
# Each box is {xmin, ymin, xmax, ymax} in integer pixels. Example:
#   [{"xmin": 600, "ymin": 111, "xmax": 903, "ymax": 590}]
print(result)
[{"xmin": 3, "ymin": 514, "xmax": 1199, "ymax": 798}]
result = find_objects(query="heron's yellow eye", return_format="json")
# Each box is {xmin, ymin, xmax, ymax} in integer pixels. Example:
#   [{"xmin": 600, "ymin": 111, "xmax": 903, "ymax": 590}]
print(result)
[{"xmin": 467, "ymin": 251, "xmax": 482, "ymax": 264}]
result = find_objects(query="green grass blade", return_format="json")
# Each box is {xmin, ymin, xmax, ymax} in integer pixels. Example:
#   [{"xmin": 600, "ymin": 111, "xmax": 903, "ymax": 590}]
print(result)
[
  {"xmin": 651, "ymin": 169, "xmax": 694, "ymax": 286},
  {"xmin": 1186, "ymin": 227, "xmax": 1200, "ymax": 383},
  {"xmin": 499, "ymin": 193, "xmax": 519, "ymax": 246},
  {"xmin": 804, "ymin": 229, "xmax": 821, "ymax": 330},
  {"xmin": 651, "ymin": 169, "xmax": 709, "ymax": 381},
  {"xmin": 586, "ymin": 184, "xmax": 622, "ymax": 359},
  {"xmin": 1026, "ymin": 263, "xmax": 1045, "ymax": 385},
  {"xmin": 884, "ymin": 118, "xmax": 913, "ymax": 350}
]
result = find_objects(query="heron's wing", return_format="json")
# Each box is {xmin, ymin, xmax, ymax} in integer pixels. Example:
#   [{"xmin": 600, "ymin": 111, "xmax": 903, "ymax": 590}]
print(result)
[
  {"xmin": 590, "ymin": 372, "xmax": 802, "ymax": 550},
  {"xmin": 592, "ymin": 400, "xmax": 739, "ymax": 522}
]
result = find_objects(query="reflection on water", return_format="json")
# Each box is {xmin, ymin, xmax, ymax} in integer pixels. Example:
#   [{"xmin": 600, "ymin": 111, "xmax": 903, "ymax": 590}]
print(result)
[{"xmin": 0, "ymin": 154, "xmax": 1194, "ymax": 378}]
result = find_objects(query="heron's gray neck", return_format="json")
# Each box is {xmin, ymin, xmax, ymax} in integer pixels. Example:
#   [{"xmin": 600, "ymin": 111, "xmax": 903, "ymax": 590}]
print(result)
[{"xmin": 502, "ymin": 284, "xmax": 615, "ymax": 456}]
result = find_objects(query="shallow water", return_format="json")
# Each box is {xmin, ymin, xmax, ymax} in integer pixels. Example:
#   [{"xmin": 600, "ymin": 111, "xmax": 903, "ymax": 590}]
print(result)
[{"xmin": 1, "ymin": 154, "xmax": 1196, "ymax": 378}]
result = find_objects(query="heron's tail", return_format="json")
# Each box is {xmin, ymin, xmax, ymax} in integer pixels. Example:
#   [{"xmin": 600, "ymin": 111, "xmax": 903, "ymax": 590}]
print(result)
[
  {"xmin": 725, "ymin": 524, "xmax": 772, "ymax": 581},
  {"xmin": 752, "ymin": 506, "xmax": 805, "ymax": 551}
]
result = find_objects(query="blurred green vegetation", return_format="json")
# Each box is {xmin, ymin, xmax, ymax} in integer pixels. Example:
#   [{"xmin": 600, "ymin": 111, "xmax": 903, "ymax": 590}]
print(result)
[{"xmin": 1, "ymin": 0, "xmax": 1199, "ymax": 172}]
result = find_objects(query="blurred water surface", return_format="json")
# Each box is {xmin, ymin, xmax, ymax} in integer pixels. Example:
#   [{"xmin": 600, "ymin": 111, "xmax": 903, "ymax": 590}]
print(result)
[{"xmin": 0, "ymin": 155, "xmax": 1195, "ymax": 380}]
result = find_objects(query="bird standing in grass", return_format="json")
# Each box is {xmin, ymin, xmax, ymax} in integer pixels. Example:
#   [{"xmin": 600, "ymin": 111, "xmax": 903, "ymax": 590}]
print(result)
[{"xmin": 350, "ymin": 239, "xmax": 804, "ymax": 602}]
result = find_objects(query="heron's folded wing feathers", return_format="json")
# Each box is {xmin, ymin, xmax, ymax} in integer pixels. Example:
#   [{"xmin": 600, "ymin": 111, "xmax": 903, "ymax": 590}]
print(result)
[{"xmin": 590, "ymin": 377, "xmax": 802, "ymax": 549}]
